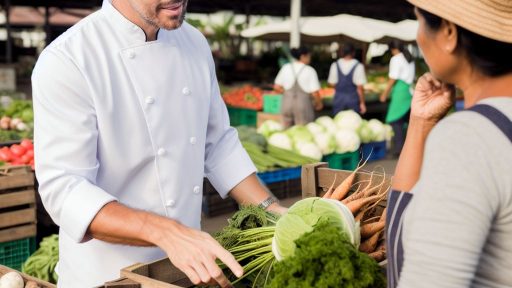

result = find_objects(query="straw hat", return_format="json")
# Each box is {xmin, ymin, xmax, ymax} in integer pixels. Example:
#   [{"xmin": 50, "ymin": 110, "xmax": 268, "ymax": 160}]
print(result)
[{"xmin": 407, "ymin": 0, "xmax": 512, "ymax": 43}]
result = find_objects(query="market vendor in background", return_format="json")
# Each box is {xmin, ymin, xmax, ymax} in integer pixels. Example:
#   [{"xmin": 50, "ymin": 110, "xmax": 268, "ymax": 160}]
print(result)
[
  {"xmin": 31, "ymin": 0, "xmax": 286, "ymax": 287},
  {"xmin": 274, "ymin": 47, "xmax": 323, "ymax": 128},
  {"xmin": 387, "ymin": 0, "xmax": 512, "ymax": 287},
  {"xmin": 327, "ymin": 43, "xmax": 367, "ymax": 115},
  {"xmin": 379, "ymin": 40, "xmax": 415, "ymax": 156}
]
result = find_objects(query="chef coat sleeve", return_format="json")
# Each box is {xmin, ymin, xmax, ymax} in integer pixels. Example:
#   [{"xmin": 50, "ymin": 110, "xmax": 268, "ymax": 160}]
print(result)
[
  {"xmin": 32, "ymin": 49, "xmax": 117, "ymax": 243},
  {"xmin": 204, "ymin": 54, "xmax": 257, "ymax": 198}
]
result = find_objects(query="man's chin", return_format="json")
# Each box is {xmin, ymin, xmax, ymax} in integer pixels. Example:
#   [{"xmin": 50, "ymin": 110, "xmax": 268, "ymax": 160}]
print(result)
[{"xmin": 160, "ymin": 17, "xmax": 185, "ymax": 30}]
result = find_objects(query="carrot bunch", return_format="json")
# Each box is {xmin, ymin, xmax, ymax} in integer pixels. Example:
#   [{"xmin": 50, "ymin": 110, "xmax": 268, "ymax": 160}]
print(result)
[{"xmin": 322, "ymin": 160, "xmax": 390, "ymax": 262}]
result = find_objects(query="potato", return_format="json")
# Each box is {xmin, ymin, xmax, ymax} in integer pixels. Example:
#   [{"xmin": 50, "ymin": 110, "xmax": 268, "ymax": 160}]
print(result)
[
  {"xmin": 0, "ymin": 272, "xmax": 24, "ymax": 288},
  {"xmin": 24, "ymin": 281, "xmax": 40, "ymax": 288}
]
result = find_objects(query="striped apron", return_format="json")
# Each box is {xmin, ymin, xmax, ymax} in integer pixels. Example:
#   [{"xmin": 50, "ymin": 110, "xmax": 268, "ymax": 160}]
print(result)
[{"xmin": 386, "ymin": 104, "xmax": 512, "ymax": 288}]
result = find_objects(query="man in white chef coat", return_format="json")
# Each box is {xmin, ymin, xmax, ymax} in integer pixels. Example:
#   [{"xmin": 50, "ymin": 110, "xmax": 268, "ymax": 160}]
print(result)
[{"xmin": 31, "ymin": 0, "xmax": 286, "ymax": 287}]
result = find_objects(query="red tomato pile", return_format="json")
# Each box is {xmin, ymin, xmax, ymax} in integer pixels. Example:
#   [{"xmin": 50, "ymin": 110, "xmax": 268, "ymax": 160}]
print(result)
[
  {"xmin": 0, "ymin": 139, "xmax": 34, "ymax": 170},
  {"xmin": 222, "ymin": 85, "xmax": 264, "ymax": 110}
]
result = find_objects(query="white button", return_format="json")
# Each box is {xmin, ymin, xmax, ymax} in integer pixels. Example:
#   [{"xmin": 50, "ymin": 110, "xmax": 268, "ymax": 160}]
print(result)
[
  {"xmin": 127, "ymin": 51, "xmax": 135, "ymax": 59},
  {"xmin": 182, "ymin": 87, "xmax": 191, "ymax": 95},
  {"xmin": 189, "ymin": 137, "xmax": 197, "ymax": 145},
  {"xmin": 166, "ymin": 199, "xmax": 176, "ymax": 207},
  {"xmin": 157, "ymin": 148, "xmax": 166, "ymax": 156},
  {"xmin": 145, "ymin": 97, "xmax": 155, "ymax": 104},
  {"xmin": 193, "ymin": 186, "xmax": 200, "ymax": 194}
]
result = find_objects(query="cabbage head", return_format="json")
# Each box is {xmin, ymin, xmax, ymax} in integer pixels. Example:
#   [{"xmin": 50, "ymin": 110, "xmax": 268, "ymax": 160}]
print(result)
[
  {"xmin": 257, "ymin": 120, "xmax": 283, "ymax": 138},
  {"xmin": 335, "ymin": 129, "xmax": 361, "ymax": 153},
  {"xmin": 268, "ymin": 132, "xmax": 293, "ymax": 151},
  {"xmin": 334, "ymin": 110, "xmax": 363, "ymax": 131},
  {"xmin": 272, "ymin": 198, "xmax": 360, "ymax": 260}
]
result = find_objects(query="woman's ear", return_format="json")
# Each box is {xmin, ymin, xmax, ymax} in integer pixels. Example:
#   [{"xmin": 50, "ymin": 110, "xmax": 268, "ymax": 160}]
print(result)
[{"xmin": 441, "ymin": 20, "xmax": 458, "ymax": 54}]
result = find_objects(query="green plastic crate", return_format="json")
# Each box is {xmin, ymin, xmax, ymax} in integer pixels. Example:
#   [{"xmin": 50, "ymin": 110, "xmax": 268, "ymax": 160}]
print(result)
[
  {"xmin": 227, "ymin": 107, "xmax": 258, "ymax": 127},
  {"xmin": 263, "ymin": 94, "xmax": 283, "ymax": 114},
  {"xmin": 322, "ymin": 151, "xmax": 360, "ymax": 171},
  {"xmin": 0, "ymin": 238, "xmax": 36, "ymax": 271}
]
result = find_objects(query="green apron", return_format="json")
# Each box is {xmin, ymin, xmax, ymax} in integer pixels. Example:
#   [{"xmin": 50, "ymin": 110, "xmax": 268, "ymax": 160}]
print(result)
[{"xmin": 386, "ymin": 80, "xmax": 412, "ymax": 123}]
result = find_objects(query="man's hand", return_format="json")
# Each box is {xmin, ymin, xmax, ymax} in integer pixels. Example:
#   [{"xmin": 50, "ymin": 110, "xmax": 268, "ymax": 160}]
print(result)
[
  {"xmin": 359, "ymin": 103, "xmax": 367, "ymax": 115},
  {"xmin": 143, "ymin": 214, "xmax": 243, "ymax": 288},
  {"xmin": 267, "ymin": 203, "xmax": 288, "ymax": 215}
]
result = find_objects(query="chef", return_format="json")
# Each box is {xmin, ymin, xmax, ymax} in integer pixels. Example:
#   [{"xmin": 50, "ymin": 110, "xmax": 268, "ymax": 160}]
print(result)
[{"xmin": 32, "ymin": 0, "xmax": 285, "ymax": 287}]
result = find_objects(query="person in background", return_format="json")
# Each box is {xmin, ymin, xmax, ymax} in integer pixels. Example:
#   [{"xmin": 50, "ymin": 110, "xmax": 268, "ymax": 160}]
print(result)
[
  {"xmin": 380, "ymin": 40, "xmax": 415, "ymax": 156},
  {"xmin": 328, "ymin": 43, "xmax": 367, "ymax": 115},
  {"xmin": 274, "ymin": 47, "xmax": 322, "ymax": 128},
  {"xmin": 386, "ymin": 0, "xmax": 512, "ymax": 287}
]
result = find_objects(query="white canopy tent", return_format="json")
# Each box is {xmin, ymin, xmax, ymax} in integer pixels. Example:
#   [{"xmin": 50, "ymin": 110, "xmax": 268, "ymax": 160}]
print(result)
[{"xmin": 241, "ymin": 14, "xmax": 418, "ymax": 44}]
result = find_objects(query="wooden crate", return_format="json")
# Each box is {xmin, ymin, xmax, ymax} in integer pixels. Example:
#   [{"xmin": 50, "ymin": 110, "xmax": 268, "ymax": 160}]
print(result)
[
  {"xmin": 0, "ymin": 264, "xmax": 56, "ymax": 288},
  {"xmin": 120, "ymin": 258, "xmax": 192, "ymax": 288},
  {"xmin": 0, "ymin": 166, "xmax": 36, "ymax": 243}
]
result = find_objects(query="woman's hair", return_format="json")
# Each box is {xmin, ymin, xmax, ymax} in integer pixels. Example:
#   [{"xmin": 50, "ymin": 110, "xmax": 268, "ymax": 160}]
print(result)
[
  {"xmin": 418, "ymin": 8, "xmax": 512, "ymax": 77},
  {"xmin": 388, "ymin": 39, "xmax": 414, "ymax": 63},
  {"xmin": 290, "ymin": 46, "xmax": 310, "ymax": 60},
  {"xmin": 340, "ymin": 43, "xmax": 356, "ymax": 58}
]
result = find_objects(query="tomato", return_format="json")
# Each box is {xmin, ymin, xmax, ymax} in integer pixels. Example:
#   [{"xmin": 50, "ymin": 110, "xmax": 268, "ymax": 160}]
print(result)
[
  {"xmin": 10, "ymin": 145, "xmax": 27, "ymax": 158},
  {"xmin": 20, "ymin": 154, "xmax": 31, "ymax": 164},
  {"xmin": 25, "ymin": 149, "xmax": 34, "ymax": 159},
  {"xmin": 0, "ymin": 147, "xmax": 13, "ymax": 162},
  {"xmin": 29, "ymin": 159, "xmax": 34, "ymax": 165},
  {"xmin": 10, "ymin": 159, "xmax": 24, "ymax": 166},
  {"xmin": 20, "ymin": 139, "xmax": 33, "ymax": 150}
]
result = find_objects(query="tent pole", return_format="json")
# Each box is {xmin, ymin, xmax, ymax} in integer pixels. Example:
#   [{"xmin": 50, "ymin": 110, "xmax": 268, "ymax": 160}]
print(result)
[
  {"xmin": 290, "ymin": 0, "xmax": 301, "ymax": 48},
  {"xmin": 5, "ymin": 0, "xmax": 12, "ymax": 63}
]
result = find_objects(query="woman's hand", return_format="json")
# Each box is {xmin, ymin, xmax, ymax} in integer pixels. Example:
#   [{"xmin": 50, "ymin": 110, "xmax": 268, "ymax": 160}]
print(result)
[{"xmin": 411, "ymin": 73, "xmax": 456, "ymax": 122}]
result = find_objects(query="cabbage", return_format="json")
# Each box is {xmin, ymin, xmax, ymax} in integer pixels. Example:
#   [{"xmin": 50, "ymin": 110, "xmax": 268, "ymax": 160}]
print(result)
[
  {"xmin": 367, "ymin": 119, "xmax": 386, "ymax": 142},
  {"xmin": 286, "ymin": 125, "xmax": 314, "ymax": 143},
  {"xmin": 335, "ymin": 129, "xmax": 361, "ymax": 153},
  {"xmin": 272, "ymin": 197, "xmax": 360, "ymax": 260},
  {"xmin": 268, "ymin": 132, "xmax": 293, "ymax": 151},
  {"xmin": 296, "ymin": 142, "xmax": 323, "ymax": 161},
  {"xmin": 257, "ymin": 120, "xmax": 284, "ymax": 138},
  {"xmin": 306, "ymin": 122, "xmax": 326, "ymax": 136},
  {"xmin": 358, "ymin": 120, "xmax": 374, "ymax": 144},
  {"xmin": 334, "ymin": 110, "xmax": 363, "ymax": 131},
  {"xmin": 314, "ymin": 133, "xmax": 337, "ymax": 155},
  {"xmin": 315, "ymin": 116, "xmax": 338, "ymax": 135}
]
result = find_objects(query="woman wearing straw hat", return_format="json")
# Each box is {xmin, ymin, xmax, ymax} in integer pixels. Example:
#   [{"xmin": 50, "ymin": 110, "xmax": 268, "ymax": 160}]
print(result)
[{"xmin": 386, "ymin": 0, "xmax": 512, "ymax": 287}]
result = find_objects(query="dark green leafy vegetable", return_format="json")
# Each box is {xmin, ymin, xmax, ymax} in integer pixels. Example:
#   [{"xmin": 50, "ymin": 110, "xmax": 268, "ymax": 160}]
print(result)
[{"xmin": 269, "ymin": 222, "xmax": 385, "ymax": 288}]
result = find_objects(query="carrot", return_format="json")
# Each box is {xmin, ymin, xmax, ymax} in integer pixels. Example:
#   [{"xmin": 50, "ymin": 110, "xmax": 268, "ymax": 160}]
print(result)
[
  {"xmin": 360, "ymin": 221, "xmax": 385, "ymax": 239},
  {"xmin": 322, "ymin": 174, "xmax": 337, "ymax": 199},
  {"xmin": 330, "ymin": 156, "xmax": 369, "ymax": 201},
  {"xmin": 354, "ymin": 209, "xmax": 366, "ymax": 222},
  {"xmin": 341, "ymin": 172, "xmax": 384, "ymax": 204},
  {"xmin": 359, "ymin": 230, "xmax": 383, "ymax": 253},
  {"xmin": 368, "ymin": 249, "xmax": 386, "ymax": 262},
  {"xmin": 345, "ymin": 194, "xmax": 382, "ymax": 215}
]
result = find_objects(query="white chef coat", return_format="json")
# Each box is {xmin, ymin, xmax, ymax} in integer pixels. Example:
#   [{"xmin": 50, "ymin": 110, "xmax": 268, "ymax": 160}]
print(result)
[
  {"xmin": 389, "ymin": 53, "xmax": 415, "ymax": 85},
  {"xmin": 274, "ymin": 62, "xmax": 321, "ymax": 93},
  {"xmin": 31, "ymin": 1, "xmax": 256, "ymax": 287}
]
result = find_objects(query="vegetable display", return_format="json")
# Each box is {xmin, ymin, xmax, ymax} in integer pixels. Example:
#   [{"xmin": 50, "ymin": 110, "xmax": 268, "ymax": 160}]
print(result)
[
  {"xmin": 22, "ymin": 235, "xmax": 59, "ymax": 284},
  {"xmin": 0, "ymin": 100, "xmax": 33, "ymax": 142},
  {"xmin": 0, "ymin": 139, "xmax": 34, "ymax": 169},
  {"xmin": 214, "ymin": 193, "xmax": 385, "ymax": 287},
  {"xmin": 223, "ymin": 85, "xmax": 264, "ymax": 110}
]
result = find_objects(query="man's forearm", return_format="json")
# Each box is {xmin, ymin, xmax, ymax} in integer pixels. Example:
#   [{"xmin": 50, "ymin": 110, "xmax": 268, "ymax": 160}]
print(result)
[
  {"xmin": 357, "ymin": 86, "xmax": 365, "ymax": 104},
  {"xmin": 229, "ymin": 173, "xmax": 278, "ymax": 209},
  {"xmin": 88, "ymin": 201, "xmax": 177, "ymax": 247},
  {"xmin": 392, "ymin": 117, "xmax": 437, "ymax": 191}
]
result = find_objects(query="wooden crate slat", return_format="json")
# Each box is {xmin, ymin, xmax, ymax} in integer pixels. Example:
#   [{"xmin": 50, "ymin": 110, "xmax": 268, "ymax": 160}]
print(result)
[
  {"xmin": 0, "ymin": 189, "xmax": 36, "ymax": 209},
  {"xmin": 0, "ymin": 208, "xmax": 36, "ymax": 229},
  {"xmin": 0, "ymin": 173, "xmax": 35, "ymax": 191},
  {"xmin": 0, "ymin": 223, "xmax": 36, "ymax": 243},
  {"xmin": 121, "ymin": 259, "xmax": 192, "ymax": 288},
  {"xmin": 0, "ymin": 265, "xmax": 56, "ymax": 288}
]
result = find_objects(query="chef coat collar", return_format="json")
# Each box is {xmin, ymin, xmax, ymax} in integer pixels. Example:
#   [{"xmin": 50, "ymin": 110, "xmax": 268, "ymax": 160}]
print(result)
[{"xmin": 102, "ymin": 0, "xmax": 152, "ymax": 44}]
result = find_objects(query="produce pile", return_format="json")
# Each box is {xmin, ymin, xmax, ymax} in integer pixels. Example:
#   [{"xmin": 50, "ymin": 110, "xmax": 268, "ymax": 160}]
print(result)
[
  {"xmin": 364, "ymin": 73, "xmax": 389, "ymax": 95},
  {"xmin": 222, "ymin": 85, "xmax": 265, "ymax": 110},
  {"xmin": 22, "ymin": 235, "xmax": 59, "ymax": 284},
  {"xmin": 0, "ymin": 100, "xmax": 34, "ymax": 142},
  {"xmin": 0, "ymin": 271, "xmax": 43, "ymax": 288},
  {"xmin": 0, "ymin": 139, "xmax": 34, "ymax": 169},
  {"xmin": 237, "ymin": 126, "xmax": 317, "ymax": 172},
  {"xmin": 213, "ymin": 166, "xmax": 388, "ymax": 287},
  {"xmin": 258, "ymin": 110, "xmax": 393, "ymax": 161},
  {"xmin": 317, "ymin": 87, "xmax": 335, "ymax": 99}
]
